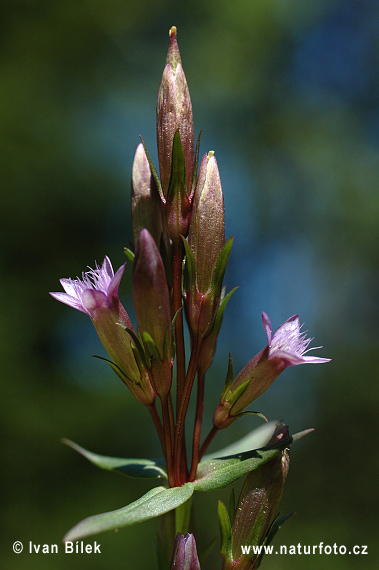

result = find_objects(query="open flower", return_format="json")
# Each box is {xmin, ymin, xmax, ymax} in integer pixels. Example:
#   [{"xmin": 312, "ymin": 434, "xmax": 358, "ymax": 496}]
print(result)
[
  {"xmin": 263, "ymin": 312, "xmax": 330, "ymax": 365},
  {"xmin": 213, "ymin": 313, "xmax": 330, "ymax": 428},
  {"xmin": 50, "ymin": 256, "xmax": 127, "ymax": 320},
  {"xmin": 50, "ymin": 256, "xmax": 155, "ymax": 406}
]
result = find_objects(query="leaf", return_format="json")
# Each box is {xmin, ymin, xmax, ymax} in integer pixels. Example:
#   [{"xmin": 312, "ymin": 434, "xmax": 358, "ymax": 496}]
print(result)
[
  {"xmin": 124, "ymin": 247, "xmax": 135, "ymax": 263},
  {"xmin": 203, "ymin": 422, "xmax": 277, "ymax": 460},
  {"xmin": 139, "ymin": 136, "xmax": 164, "ymax": 200},
  {"xmin": 211, "ymin": 237, "xmax": 233, "ymax": 294},
  {"xmin": 62, "ymin": 439, "xmax": 167, "ymax": 479},
  {"xmin": 63, "ymin": 483, "xmax": 195, "ymax": 541},
  {"xmin": 218, "ymin": 500, "xmax": 232, "ymax": 556},
  {"xmin": 194, "ymin": 430, "xmax": 310, "ymax": 492}
]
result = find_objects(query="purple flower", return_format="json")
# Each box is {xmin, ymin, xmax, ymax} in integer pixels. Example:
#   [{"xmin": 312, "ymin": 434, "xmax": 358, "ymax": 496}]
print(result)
[
  {"xmin": 213, "ymin": 313, "xmax": 330, "ymax": 429},
  {"xmin": 50, "ymin": 256, "xmax": 155, "ymax": 406},
  {"xmin": 50, "ymin": 256, "xmax": 127, "ymax": 321},
  {"xmin": 262, "ymin": 311, "xmax": 331, "ymax": 366}
]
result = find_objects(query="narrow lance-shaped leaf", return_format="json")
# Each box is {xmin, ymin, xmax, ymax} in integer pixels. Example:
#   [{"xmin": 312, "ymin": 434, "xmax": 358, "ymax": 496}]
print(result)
[
  {"xmin": 193, "ymin": 429, "xmax": 311, "ymax": 492},
  {"xmin": 64, "ymin": 483, "xmax": 194, "ymax": 541},
  {"xmin": 62, "ymin": 439, "xmax": 167, "ymax": 479}
]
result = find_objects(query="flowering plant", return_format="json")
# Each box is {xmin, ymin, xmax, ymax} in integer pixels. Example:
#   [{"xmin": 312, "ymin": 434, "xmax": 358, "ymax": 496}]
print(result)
[{"xmin": 51, "ymin": 27, "xmax": 330, "ymax": 569}]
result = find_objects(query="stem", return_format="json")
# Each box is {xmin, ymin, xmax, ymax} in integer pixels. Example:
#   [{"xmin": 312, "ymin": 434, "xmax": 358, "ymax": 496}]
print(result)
[
  {"xmin": 148, "ymin": 402, "xmax": 165, "ymax": 455},
  {"xmin": 161, "ymin": 396, "xmax": 175, "ymax": 487},
  {"xmin": 172, "ymin": 242, "xmax": 186, "ymax": 415},
  {"xmin": 199, "ymin": 425, "xmax": 219, "ymax": 460},
  {"xmin": 174, "ymin": 340, "xmax": 200, "ymax": 485},
  {"xmin": 189, "ymin": 368, "xmax": 206, "ymax": 481}
]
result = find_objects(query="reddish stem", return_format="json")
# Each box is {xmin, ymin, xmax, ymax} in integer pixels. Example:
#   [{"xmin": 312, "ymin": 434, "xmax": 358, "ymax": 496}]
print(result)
[
  {"xmin": 199, "ymin": 425, "xmax": 219, "ymax": 461},
  {"xmin": 172, "ymin": 242, "xmax": 186, "ymax": 415},
  {"xmin": 148, "ymin": 403, "xmax": 165, "ymax": 455},
  {"xmin": 161, "ymin": 396, "xmax": 175, "ymax": 487},
  {"xmin": 189, "ymin": 368, "xmax": 206, "ymax": 481},
  {"xmin": 174, "ymin": 341, "xmax": 200, "ymax": 485}
]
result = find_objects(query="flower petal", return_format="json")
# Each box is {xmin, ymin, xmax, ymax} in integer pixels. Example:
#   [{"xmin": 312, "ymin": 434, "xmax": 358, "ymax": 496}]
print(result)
[
  {"xmin": 49, "ymin": 291, "xmax": 87, "ymax": 313},
  {"xmin": 261, "ymin": 312, "xmax": 272, "ymax": 345}
]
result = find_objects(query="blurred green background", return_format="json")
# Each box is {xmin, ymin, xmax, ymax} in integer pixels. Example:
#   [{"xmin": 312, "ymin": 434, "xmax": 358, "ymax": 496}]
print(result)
[{"xmin": 1, "ymin": 0, "xmax": 378, "ymax": 568}]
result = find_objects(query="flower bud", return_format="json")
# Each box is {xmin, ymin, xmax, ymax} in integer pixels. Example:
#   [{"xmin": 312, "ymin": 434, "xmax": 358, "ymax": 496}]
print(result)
[
  {"xmin": 133, "ymin": 229, "xmax": 171, "ymax": 357},
  {"xmin": 170, "ymin": 533, "xmax": 201, "ymax": 570},
  {"xmin": 131, "ymin": 143, "xmax": 166, "ymax": 247},
  {"xmin": 157, "ymin": 26, "xmax": 194, "ymax": 197},
  {"xmin": 229, "ymin": 423, "xmax": 290, "ymax": 569},
  {"xmin": 133, "ymin": 229, "xmax": 172, "ymax": 396},
  {"xmin": 189, "ymin": 152, "xmax": 225, "ymax": 295}
]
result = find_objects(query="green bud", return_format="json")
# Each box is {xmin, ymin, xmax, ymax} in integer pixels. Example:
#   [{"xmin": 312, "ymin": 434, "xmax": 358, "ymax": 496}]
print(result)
[{"xmin": 157, "ymin": 26, "xmax": 194, "ymax": 197}]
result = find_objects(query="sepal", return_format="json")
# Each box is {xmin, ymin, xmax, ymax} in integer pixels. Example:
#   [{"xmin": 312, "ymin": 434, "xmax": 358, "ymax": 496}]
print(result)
[
  {"xmin": 166, "ymin": 130, "xmax": 191, "ymax": 242},
  {"xmin": 218, "ymin": 501, "xmax": 232, "ymax": 558}
]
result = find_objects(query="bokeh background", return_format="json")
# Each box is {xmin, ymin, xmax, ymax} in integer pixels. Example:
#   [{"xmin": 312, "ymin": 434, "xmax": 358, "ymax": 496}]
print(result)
[{"xmin": 1, "ymin": 0, "xmax": 378, "ymax": 568}]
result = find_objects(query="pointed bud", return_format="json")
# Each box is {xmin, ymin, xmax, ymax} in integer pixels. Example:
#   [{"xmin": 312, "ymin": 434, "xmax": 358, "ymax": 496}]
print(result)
[
  {"xmin": 157, "ymin": 26, "xmax": 194, "ymax": 197},
  {"xmin": 133, "ymin": 230, "xmax": 172, "ymax": 396},
  {"xmin": 133, "ymin": 229, "xmax": 171, "ymax": 357},
  {"xmin": 131, "ymin": 143, "xmax": 166, "ymax": 247},
  {"xmin": 229, "ymin": 423, "xmax": 290, "ymax": 569},
  {"xmin": 170, "ymin": 533, "xmax": 201, "ymax": 570},
  {"xmin": 189, "ymin": 152, "xmax": 225, "ymax": 294}
]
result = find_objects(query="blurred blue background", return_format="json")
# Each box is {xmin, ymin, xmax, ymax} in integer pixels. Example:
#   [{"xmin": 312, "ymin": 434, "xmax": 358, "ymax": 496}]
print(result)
[{"xmin": 1, "ymin": 1, "xmax": 378, "ymax": 568}]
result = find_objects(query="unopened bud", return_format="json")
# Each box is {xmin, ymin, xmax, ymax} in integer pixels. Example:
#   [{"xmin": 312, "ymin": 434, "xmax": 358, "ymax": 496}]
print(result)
[
  {"xmin": 189, "ymin": 151, "xmax": 225, "ymax": 294},
  {"xmin": 170, "ymin": 533, "xmax": 201, "ymax": 570},
  {"xmin": 157, "ymin": 26, "xmax": 194, "ymax": 197},
  {"xmin": 131, "ymin": 143, "xmax": 166, "ymax": 247},
  {"xmin": 133, "ymin": 229, "xmax": 171, "ymax": 360},
  {"xmin": 230, "ymin": 423, "xmax": 290, "ymax": 568}
]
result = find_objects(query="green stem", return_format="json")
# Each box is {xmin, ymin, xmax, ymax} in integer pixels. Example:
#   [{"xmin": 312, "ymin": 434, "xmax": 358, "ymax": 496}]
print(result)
[{"xmin": 189, "ymin": 368, "xmax": 206, "ymax": 481}]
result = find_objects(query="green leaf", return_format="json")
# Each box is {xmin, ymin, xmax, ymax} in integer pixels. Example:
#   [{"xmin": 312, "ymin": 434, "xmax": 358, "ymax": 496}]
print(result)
[
  {"xmin": 190, "ymin": 130, "xmax": 202, "ymax": 198},
  {"xmin": 210, "ymin": 286, "xmax": 238, "ymax": 339},
  {"xmin": 211, "ymin": 237, "xmax": 233, "ymax": 293},
  {"xmin": 93, "ymin": 355, "xmax": 134, "ymax": 385},
  {"xmin": 63, "ymin": 483, "xmax": 195, "ymax": 541},
  {"xmin": 181, "ymin": 235, "xmax": 197, "ymax": 293},
  {"xmin": 194, "ymin": 434, "xmax": 296, "ymax": 492},
  {"xmin": 203, "ymin": 422, "xmax": 277, "ymax": 460},
  {"xmin": 62, "ymin": 439, "xmax": 167, "ymax": 479},
  {"xmin": 218, "ymin": 500, "xmax": 232, "ymax": 556},
  {"xmin": 139, "ymin": 136, "xmax": 164, "ymax": 200},
  {"xmin": 167, "ymin": 130, "xmax": 187, "ymax": 200},
  {"xmin": 222, "ymin": 353, "xmax": 234, "ymax": 396},
  {"xmin": 124, "ymin": 247, "xmax": 135, "ymax": 263}
]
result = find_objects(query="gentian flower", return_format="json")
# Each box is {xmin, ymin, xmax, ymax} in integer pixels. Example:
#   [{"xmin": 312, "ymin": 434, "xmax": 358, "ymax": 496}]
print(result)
[
  {"xmin": 213, "ymin": 312, "xmax": 330, "ymax": 428},
  {"xmin": 170, "ymin": 533, "xmax": 201, "ymax": 570},
  {"xmin": 50, "ymin": 256, "xmax": 155, "ymax": 406}
]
